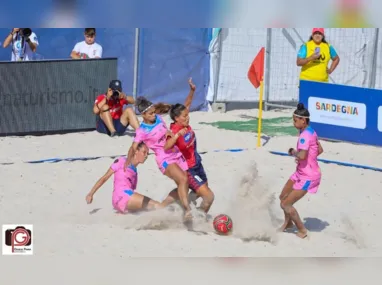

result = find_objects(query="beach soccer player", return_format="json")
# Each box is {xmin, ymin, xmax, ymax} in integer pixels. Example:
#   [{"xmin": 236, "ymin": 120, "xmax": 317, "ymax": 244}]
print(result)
[
  {"xmin": 86, "ymin": 142, "xmax": 162, "ymax": 213},
  {"xmin": 278, "ymin": 103, "xmax": 324, "ymax": 239},
  {"xmin": 124, "ymin": 98, "xmax": 192, "ymax": 221},
  {"xmin": 166, "ymin": 78, "xmax": 215, "ymax": 214}
]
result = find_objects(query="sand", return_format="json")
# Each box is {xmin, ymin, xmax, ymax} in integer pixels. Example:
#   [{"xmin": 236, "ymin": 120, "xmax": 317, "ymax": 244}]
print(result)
[{"xmin": 0, "ymin": 108, "xmax": 382, "ymax": 261}]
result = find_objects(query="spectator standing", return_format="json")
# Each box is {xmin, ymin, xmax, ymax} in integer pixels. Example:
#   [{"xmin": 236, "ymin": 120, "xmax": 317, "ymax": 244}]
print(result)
[
  {"xmin": 71, "ymin": 28, "xmax": 102, "ymax": 59},
  {"xmin": 2, "ymin": 28, "xmax": 39, "ymax": 61},
  {"xmin": 297, "ymin": 28, "xmax": 340, "ymax": 83}
]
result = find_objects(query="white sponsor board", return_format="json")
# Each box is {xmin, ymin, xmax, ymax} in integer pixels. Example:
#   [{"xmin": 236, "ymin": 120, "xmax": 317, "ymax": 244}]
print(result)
[{"xmin": 308, "ymin": 97, "xmax": 366, "ymax": 129}]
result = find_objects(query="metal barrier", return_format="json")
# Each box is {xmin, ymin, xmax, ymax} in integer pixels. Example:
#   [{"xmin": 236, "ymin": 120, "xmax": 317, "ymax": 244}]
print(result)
[{"xmin": 0, "ymin": 58, "xmax": 117, "ymax": 135}]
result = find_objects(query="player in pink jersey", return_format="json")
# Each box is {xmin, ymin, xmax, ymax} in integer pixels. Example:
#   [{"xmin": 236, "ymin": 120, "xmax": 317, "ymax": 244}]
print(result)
[
  {"xmin": 125, "ymin": 97, "xmax": 192, "ymax": 221},
  {"xmin": 278, "ymin": 103, "xmax": 324, "ymax": 239},
  {"xmin": 86, "ymin": 142, "xmax": 162, "ymax": 213}
]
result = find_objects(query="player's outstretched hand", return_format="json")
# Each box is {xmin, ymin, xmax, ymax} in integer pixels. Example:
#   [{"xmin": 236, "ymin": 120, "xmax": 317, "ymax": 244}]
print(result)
[
  {"xmin": 188, "ymin": 77, "xmax": 196, "ymax": 91},
  {"xmin": 86, "ymin": 194, "xmax": 93, "ymax": 204}
]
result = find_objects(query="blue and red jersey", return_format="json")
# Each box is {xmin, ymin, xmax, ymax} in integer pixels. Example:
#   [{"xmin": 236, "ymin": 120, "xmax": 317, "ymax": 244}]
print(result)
[{"xmin": 169, "ymin": 123, "xmax": 201, "ymax": 168}]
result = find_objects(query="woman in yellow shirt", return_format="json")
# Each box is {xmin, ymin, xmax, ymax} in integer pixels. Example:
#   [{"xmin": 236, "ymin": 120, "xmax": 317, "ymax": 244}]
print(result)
[{"xmin": 297, "ymin": 28, "xmax": 340, "ymax": 83}]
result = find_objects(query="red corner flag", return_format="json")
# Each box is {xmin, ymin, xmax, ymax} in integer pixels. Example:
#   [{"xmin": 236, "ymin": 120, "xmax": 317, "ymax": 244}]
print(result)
[{"xmin": 247, "ymin": 47, "xmax": 265, "ymax": 89}]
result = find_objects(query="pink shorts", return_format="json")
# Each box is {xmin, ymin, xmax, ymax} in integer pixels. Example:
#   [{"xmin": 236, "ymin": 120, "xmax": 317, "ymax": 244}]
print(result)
[
  {"xmin": 290, "ymin": 172, "xmax": 321, "ymax": 194},
  {"xmin": 157, "ymin": 155, "xmax": 188, "ymax": 174},
  {"xmin": 112, "ymin": 189, "xmax": 134, "ymax": 213}
]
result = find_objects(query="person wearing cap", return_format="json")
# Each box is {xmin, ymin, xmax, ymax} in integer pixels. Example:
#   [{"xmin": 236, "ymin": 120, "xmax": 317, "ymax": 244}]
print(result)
[
  {"xmin": 297, "ymin": 28, "xmax": 340, "ymax": 83},
  {"xmin": 93, "ymin": 80, "xmax": 140, "ymax": 137}
]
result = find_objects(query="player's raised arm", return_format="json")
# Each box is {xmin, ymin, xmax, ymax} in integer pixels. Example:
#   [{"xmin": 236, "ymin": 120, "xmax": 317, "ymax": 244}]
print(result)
[{"xmin": 184, "ymin": 77, "xmax": 196, "ymax": 110}]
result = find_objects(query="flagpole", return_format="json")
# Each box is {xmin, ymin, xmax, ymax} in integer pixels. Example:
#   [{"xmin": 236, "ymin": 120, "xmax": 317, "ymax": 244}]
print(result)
[
  {"xmin": 247, "ymin": 46, "xmax": 265, "ymax": 148},
  {"xmin": 257, "ymin": 76, "xmax": 264, "ymax": 148}
]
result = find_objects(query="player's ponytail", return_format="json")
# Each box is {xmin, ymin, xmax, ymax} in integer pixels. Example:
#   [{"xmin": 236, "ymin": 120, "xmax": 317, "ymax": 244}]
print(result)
[{"xmin": 294, "ymin": 103, "xmax": 310, "ymax": 124}]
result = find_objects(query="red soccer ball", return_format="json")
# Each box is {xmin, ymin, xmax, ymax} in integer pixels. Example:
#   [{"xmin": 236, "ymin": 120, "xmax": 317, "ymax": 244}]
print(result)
[{"xmin": 213, "ymin": 214, "xmax": 233, "ymax": 235}]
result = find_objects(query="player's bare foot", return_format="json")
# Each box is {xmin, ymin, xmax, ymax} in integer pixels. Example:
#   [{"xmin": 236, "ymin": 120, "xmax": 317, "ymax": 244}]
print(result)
[
  {"xmin": 183, "ymin": 210, "xmax": 193, "ymax": 222},
  {"xmin": 296, "ymin": 230, "xmax": 308, "ymax": 239},
  {"xmin": 278, "ymin": 221, "xmax": 294, "ymax": 232}
]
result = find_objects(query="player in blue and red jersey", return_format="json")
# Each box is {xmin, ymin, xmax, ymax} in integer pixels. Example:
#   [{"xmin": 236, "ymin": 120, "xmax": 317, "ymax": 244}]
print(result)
[{"xmin": 165, "ymin": 78, "xmax": 215, "ymax": 213}]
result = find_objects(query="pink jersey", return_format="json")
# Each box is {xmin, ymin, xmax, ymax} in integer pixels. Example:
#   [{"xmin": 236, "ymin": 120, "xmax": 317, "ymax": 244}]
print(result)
[
  {"xmin": 295, "ymin": 126, "xmax": 321, "ymax": 180},
  {"xmin": 110, "ymin": 156, "xmax": 138, "ymax": 194},
  {"xmin": 133, "ymin": 115, "xmax": 186, "ymax": 171}
]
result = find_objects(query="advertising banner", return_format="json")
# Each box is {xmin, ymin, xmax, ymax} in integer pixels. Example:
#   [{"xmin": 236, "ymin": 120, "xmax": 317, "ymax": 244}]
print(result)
[{"xmin": 299, "ymin": 80, "xmax": 382, "ymax": 147}]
